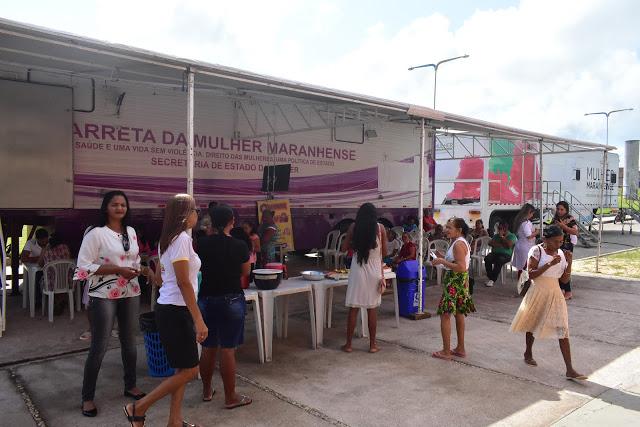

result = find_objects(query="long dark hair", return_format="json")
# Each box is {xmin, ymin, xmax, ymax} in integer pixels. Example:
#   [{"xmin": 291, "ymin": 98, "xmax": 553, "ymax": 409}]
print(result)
[
  {"xmin": 513, "ymin": 203, "xmax": 536, "ymax": 232},
  {"xmin": 98, "ymin": 191, "xmax": 131, "ymax": 228},
  {"xmin": 352, "ymin": 203, "xmax": 378, "ymax": 265},
  {"xmin": 159, "ymin": 194, "xmax": 195, "ymax": 253},
  {"xmin": 97, "ymin": 191, "xmax": 131, "ymax": 248},
  {"xmin": 554, "ymin": 201, "xmax": 570, "ymax": 220}
]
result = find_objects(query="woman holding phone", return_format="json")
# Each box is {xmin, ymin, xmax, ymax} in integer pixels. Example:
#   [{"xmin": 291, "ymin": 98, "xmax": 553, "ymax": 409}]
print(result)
[
  {"xmin": 75, "ymin": 191, "xmax": 147, "ymax": 418},
  {"xmin": 123, "ymin": 194, "xmax": 208, "ymax": 427},
  {"xmin": 431, "ymin": 218, "xmax": 475, "ymax": 360}
]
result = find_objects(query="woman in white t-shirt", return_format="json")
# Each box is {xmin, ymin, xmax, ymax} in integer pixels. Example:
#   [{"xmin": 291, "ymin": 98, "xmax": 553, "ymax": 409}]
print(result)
[
  {"xmin": 75, "ymin": 191, "xmax": 148, "ymax": 418},
  {"xmin": 512, "ymin": 203, "xmax": 539, "ymax": 275},
  {"xmin": 123, "ymin": 194, "xmax": 207, "ymax": 427}
]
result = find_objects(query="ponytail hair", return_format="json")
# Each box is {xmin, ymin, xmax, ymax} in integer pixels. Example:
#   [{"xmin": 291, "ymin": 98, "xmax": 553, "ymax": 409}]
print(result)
[
  {"xmin": 449, "ymin": 217, "xmax": 470, "ymax": 237},
  {"xmin": 210, "ymin": 204, "xmax": 235, "ymax": 234}
]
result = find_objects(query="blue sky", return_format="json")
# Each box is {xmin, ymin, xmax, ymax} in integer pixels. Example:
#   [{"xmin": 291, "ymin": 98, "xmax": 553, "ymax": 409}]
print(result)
[{"xmin": 2, "ymin": 0, "xmax": 639, "ymax": 163}]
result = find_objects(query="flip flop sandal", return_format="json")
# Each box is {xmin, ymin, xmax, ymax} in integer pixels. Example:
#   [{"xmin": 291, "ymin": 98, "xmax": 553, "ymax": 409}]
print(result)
[
  {"xmin": 451, "ymin": 351, "xmax": 466, "ymax": 358},
  {"xmin": 202, "ymin": 389, "xmax": 216, "ymax": 402},
  {"xmin": 369, "ymin": 347, "xmax": 380, "ymax": 354},
  {"xmin": 524, "ymin": 358, "xmax": 538, "ymax": 366},
  {"xmin": 566, "ymin": 374, "xmax": 588, "ymax": 381},
  {"xmin": 225, "ymin": 395, "xmax": 252, "ymax": 410},
  {"xmin": 123, "ymin": 402, "xmax": 146, "ymax": 427},
  {"xmin": 432, "ymin": 351, "xmax": 453, "ymax": 361},
  {"xmin": 341, "ymin": 345, "xmax": 353, "ymax": 353}
]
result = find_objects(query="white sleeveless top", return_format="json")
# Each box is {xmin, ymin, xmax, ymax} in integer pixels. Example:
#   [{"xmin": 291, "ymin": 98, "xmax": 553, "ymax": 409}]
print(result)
[{"xmin": 445, "ymin": 237, "xmax": 471, "ymax": 270}]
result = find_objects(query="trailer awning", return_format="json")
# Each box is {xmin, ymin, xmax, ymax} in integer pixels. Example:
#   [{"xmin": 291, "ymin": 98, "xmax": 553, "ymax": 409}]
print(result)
[{"xmin": 0, "ymin": 17, "xmax": 616, "ymax": 154}]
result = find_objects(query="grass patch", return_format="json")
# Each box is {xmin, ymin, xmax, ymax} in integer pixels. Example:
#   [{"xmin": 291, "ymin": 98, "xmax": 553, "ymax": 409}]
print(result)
[{"xmin": 573, "ymin": 249, "xmax": 640, "ymax": 279}]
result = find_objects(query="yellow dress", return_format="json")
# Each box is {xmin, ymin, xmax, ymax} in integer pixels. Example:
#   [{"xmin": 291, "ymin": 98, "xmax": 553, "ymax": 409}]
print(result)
[{"xmin": 510, "ymin": 246, "xmax": 569, "ymax": 339}]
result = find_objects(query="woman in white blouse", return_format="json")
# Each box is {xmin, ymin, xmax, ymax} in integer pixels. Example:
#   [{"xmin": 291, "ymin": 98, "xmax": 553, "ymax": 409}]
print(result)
[
  {"xmin": 512, "ymin": 203, "xmax": 539, "ymax": 276},
  {"xmin": 75, "ymin": 191, "xmax": 148, "ymax": 418}
]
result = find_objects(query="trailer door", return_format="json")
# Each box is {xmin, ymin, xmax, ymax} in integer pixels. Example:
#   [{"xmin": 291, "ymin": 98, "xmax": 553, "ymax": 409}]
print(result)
[{"xmin": 0, "ymin": 80, "xmax": 73, "ymax": 208}]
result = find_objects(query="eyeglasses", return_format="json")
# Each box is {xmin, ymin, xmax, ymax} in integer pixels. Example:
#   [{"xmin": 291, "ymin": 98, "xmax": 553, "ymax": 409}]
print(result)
[{"xmin": 122, "ymin": 233, "xmax": 130, "ymax": 252}]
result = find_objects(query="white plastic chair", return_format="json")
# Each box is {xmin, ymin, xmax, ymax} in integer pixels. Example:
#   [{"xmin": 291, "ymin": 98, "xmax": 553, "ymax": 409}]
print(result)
[
  {"xmin": 391, "ymin": 226, "xmax": 405, "ymax": 238},
  {"xmin": 318, "ymin": 230, "xmax": 340, "ymax": 268},
  {"xmin": 148, "ymin": 256, "xmax": 160, "ymax": 311},
  {"xmin": 332, "ymin": 234, "xmax": 348, "ymax": 269},
  {"xmin": 425, "ymin": 239, "xmax": 450, "ymax": 284},
  {"xmin": 470, "ymin": 236, "xmax": 491, "ymax": 277},
  {"xmin": 41, "ymin": 260, "xmax": 75, "ymax": 323},
  {"xmin": 499, "ymin": 252, "xmax": 515, "ymax": 285}
]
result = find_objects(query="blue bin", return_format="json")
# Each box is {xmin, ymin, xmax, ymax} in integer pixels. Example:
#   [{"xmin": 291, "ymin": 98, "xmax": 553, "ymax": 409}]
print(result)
[
  {"xmin": 396, "ymin": 260, "xmax": 426, "ymax": 317},
  {"xmin": 139, "ymin": 312, "xmax": 174, "ymax": 377}
]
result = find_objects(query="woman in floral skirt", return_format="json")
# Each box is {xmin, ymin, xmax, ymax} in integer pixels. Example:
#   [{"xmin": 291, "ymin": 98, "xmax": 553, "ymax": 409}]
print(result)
[{"xmin": 431, "ymin": 218, "xmax": 475, "ymax": 360}]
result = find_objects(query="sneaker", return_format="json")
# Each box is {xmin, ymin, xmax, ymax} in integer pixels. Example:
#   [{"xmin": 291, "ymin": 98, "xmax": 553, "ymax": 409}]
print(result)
[{"xmin": 485, "ymin": 280, "xmax": 494, "ymax": 287}]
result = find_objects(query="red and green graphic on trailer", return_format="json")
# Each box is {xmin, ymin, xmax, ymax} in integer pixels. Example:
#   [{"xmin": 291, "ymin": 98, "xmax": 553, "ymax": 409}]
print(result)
[{"xmin": 444, "ymin": 139, "xmax": 539, "ymax": 205}]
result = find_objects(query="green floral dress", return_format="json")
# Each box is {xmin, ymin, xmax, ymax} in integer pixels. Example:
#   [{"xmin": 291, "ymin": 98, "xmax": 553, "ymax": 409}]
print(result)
[
  {"xmin": 436, "ymin": 237, "xmax": 476, "ymax": 315},
  {"xmin": 437, "ymin": 271, "xmax": 476, "ymax": 315}
]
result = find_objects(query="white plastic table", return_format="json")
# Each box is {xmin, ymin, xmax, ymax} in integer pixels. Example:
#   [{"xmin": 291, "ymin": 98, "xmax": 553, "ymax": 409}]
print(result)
[
  {"xmin": 22, "ymin": 264, "xmax": 41, "ymax": 318},
  {"xmin": 251, "ymin": 280, "xmax": 317, "ymax": 362},
  {"xmin": 311, "ymin": 271, "xmax": 399, "ymax": 347}
]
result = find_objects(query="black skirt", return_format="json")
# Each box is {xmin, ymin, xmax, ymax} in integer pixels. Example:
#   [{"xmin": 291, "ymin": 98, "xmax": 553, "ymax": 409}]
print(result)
[{"xmin": 155, "ymin": 304, "xmax": 199, "ymax": 369}]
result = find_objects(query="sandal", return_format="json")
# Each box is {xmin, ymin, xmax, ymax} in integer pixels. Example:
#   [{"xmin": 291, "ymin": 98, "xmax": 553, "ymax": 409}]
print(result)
[
  {"xmin": 451, "ymin": 350, "xmax": 466, "ymax": 358},
  {"xmin": 432, "ymin": 351, "xmax": 453, "ymax": 361},
  {"xmin": 566, "ymin": 373, "xmax": 588, "ymax": 381},
  {"xmin": 182, "ymin": 421, "xmax": 202, "ymax": 427},
  {"xmin": 524, "ymin": 357, "xmax": 538, "ymax": 366},
  {"xmin": 123, "ymin": 402, "xmax": 146, "ymax": 426},
  {"xmin": 79, "ymin": 331, "xmax": 92, "ymax": 341},
  {"xmin": 225, "ymin": 394, "xmax": 252, "ymax": 410},
  {"xmin": 202, "ymin": 389, "xmax": 216, "ymax": 402},
  {"xmin": 341, "ymin": 345, "xmax": 353, "ymax": 353},
  {"xmin": 124, "ymin": 390, "xmax": 147, "ymax": 400}
]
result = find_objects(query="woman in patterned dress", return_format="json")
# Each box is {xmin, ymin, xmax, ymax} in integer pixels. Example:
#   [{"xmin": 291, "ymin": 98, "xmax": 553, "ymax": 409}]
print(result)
[{"xmin": 431, "ymin": 218, "xmax": 475, "ymax": 360}]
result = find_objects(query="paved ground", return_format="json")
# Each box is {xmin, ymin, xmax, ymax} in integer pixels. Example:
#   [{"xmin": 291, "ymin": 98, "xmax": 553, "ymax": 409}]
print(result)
[{"xmin": 1, "ymin": 228, "xmax": 639, "ymax": 426}]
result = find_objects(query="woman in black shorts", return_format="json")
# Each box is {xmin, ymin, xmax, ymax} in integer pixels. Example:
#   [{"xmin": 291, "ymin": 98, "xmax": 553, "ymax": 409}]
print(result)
[
  {"xmin": 123, "ymin": 194, "xmax": 208, "ymax": 427},
  {"xmin": 198, "ymin": 204, "xmax": 252, "ymax": 409}
]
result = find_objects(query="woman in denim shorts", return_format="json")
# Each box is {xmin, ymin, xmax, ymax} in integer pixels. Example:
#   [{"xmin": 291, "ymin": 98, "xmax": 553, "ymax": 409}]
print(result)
[{"xmin": 197, "ymin": 204, "xmax": 252, "ymax": 409}]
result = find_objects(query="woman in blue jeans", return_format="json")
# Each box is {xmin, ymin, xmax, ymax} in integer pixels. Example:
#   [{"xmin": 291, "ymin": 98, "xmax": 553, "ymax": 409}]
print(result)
[{"xmin": 197, "ymin": 204, "xmax": 252, "ymax": 409}]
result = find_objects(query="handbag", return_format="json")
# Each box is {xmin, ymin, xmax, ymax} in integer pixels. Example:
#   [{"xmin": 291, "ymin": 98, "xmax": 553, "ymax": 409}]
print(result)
[{"xmin": 517, "ymin": 245, "xmax": 542, "ymax": 297}]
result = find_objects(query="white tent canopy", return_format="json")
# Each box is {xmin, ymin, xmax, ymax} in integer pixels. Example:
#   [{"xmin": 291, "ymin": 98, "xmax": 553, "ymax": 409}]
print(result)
[{"xmin": 0, "ymin": 17, "xmax": 616, "ymax": 319}]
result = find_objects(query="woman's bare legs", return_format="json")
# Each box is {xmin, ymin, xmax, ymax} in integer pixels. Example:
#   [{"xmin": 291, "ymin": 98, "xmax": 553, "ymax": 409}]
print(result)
[
  {"xmin": 367, "ymin": 308, "xmax": 379, "ymax": 353},
  {"xmin": 452, "ymin": 314, "xmax": 466, "ymax": 356},
  {"xmin": 559, "ymin": 338, "xmax": 585, "ymax": 378},
  {"xmin": 342, "ymin": 308, "xmax": 358, "ymax": 352},
  {"xmin": 125, "ymin": 367, "xmax": 198, "ymax": 427}
]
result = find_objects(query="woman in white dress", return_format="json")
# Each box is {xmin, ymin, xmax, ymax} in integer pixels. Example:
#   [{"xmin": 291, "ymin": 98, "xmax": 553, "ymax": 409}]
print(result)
[
  {"xmin": 512, "ymin": 203, "xmax": 539, "ymax": 275},
  {"xmin": 342, "ymin": 203, "xmax": 387, "ymax": 354},
  {"xmin": 510, "ymin": 225, "xmax": 586, "ymax": 380}
]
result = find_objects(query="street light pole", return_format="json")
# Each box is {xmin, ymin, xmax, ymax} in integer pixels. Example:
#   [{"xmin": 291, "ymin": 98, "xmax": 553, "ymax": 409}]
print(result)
[
  {"xmin": 585, "ymin": 108, "xmax": 633, "ymax": 272},
  {"xmin": 409, "ymin": 54, "xmax": 469, "ymax": 109},
  {"xmin": 408, "ymin": 55, "xmax": 469, "ymax": 319}
]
